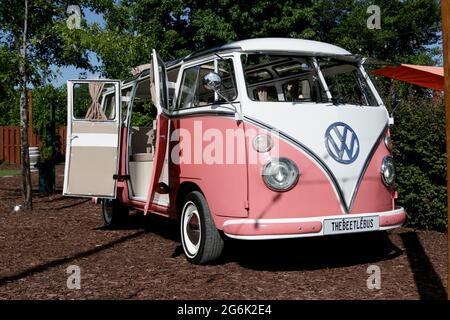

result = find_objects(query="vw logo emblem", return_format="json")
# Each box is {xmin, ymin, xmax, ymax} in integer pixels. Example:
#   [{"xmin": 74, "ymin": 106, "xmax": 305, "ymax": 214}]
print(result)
[{"xmin": 325, "ymin": 122, "xmax": 359, "ymax": 164}]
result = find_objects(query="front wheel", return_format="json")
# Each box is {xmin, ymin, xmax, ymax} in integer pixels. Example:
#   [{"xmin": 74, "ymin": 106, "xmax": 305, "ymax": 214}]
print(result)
[
  {"xmin": 180, "ymin": 191, "xmax": 224, "ymax": 264},
  {"xmin": 102, "ymin": 199, "xmax": 129, "ymax": 228}
]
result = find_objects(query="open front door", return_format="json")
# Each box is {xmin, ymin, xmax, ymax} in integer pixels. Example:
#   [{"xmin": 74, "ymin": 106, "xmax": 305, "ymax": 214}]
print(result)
[
  {"xmin": 144, "ymin": 50, "xmax": 170, "ymax": 214},
  {"xmin": 63, "ymin": 80, "xmax": 121, "ymax": 198}
]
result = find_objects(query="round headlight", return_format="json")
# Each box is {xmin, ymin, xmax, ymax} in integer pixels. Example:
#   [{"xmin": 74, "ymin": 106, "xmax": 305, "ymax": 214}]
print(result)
[
  {"xmin": 262, "ymin": 158, "xmax": 299, "ymax": 191},
  {"xmin": 384, "ymin": 135, "xmax": 392, "ymax": 152},
  {"xmin": 381, "ymin": 156, "xmax": 395, "ymax": 186},
  {"xmin": 252, "ymin": 134, "xmax": 273, "ymax": 153}
]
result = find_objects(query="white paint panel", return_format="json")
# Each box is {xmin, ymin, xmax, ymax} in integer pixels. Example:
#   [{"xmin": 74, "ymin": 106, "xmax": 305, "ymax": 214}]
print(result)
[
  {"xmin": 71, "ymin": 133, "xmax": 118, "ymax": 148},
  {"xmin": 244, "ymin": 102, "xmax": 389, "ymax": 210},
  {"xmin": 221, "ymin": 38, "xmax": 351, "ymax": 56}
]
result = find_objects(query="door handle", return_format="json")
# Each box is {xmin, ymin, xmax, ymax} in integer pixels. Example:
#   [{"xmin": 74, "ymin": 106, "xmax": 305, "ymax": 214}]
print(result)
[{"xmin": 70, "ymin": 135, "xmax": 79, "ymax": 141}]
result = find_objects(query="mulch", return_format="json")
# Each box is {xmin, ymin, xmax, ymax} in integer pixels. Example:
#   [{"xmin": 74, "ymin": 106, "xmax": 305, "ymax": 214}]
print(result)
[{"xmin": 0, "ymin": 165, "xmax": 447, "ymax": 299}]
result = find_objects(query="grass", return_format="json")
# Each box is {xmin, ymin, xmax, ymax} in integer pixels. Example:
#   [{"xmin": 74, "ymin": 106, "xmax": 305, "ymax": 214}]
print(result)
[{"xmin": 0, "ymin": 169, "xmax": 21, "ymax": 177}]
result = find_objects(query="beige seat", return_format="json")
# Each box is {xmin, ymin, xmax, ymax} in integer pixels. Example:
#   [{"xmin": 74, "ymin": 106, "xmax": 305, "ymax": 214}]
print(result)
[{"xmin": 132, "ymin": 153, "xmax": 154, "ymax": 162}]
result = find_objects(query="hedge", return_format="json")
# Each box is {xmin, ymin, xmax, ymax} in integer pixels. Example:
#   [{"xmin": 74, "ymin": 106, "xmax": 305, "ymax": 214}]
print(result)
[{"xmin": 391, "ymin": 94, "xmax": 447, "ymax": 231}]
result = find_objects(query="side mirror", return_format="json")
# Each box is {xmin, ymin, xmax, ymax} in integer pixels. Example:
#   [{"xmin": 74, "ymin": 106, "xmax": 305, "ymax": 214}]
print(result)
[
  {"xmin": 202, "ymin": 72, "xmax": 222, "ymax": 92},
  {"xmin": 202, "ymin": 71, "xmax": 243, "ymax": 122}
]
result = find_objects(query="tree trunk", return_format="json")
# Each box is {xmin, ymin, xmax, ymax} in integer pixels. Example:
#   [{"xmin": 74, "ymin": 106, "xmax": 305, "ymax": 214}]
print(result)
[{"xmin": 19, "ymin": 0, "xmax": 32, "ymax": 210}]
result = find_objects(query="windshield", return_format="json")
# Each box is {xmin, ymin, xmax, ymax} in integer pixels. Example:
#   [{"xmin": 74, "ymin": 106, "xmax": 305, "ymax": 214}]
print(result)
[
  {"xmin": 318, "ymin": 58, "xmax": 379, "ymax": 106},
  {"xmin": 240, "ymin": 54, "xmax": 379, "ymax": 106}
]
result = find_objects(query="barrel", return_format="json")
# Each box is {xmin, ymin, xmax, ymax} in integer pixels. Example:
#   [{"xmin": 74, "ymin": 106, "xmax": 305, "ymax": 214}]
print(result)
[{"xmin": 29, "ymin": 147, "xmax": 40, "ymax": 172}]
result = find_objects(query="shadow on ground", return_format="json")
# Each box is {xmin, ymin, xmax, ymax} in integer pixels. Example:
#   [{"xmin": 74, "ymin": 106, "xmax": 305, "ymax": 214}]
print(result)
[
  {"xmin": 223, "ymin": 231, "xmax": 403, "ymax": 271},
  {"xmin": 0, "ymin": 230, "xmax": 147, "ymax": 287},
  {"xmin": 400, "ymin": 232, "xmax": 447, "ymax": 300},
  {"xmin": 106, "ymin": 213, "xmax": 405, "ymax": 272}
]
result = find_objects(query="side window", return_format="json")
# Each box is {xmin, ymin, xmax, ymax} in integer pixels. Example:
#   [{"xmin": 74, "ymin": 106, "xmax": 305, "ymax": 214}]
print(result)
[
  {"xmin": 179, "ymin": 66, "xmax": 200, "ymax": 109},
  {"xmin": 73, "ymin": 82, "xmax": 117, "ymax": 121},
  {"xmin": 283, "ymin": 79, "xmax": 312, "ymax": 102},
  {"xmin": 131, "ymin": 79, "xmax": 155, "ymax": 126},
  {"xmin": 121, "ymin": 86, "xmax": 133, "ymax": 122},
  {"xmin": 252, "ymin": 86, "xmax": 278, "ymax": 101},
  {"xmin": 178, "ymin": 58, "xmax": 237, "ymax": 109},
  {"xmin": 167, "ymin": 67, "xmax": 180, "ymax": 109},
  {"xmin": 218, "ymin": 59, "xmax": 237, "ymax": 102},
  {"xmin": 103, "ymin": 93, "xmax": 116, "ymax": 119},
  {"xmin": 196, "ymin": 61, "xmax": 215, "ymax": 106},
  {"xmin": 157, "ymin": 62, "xmax": 168, "ymax": 110}
]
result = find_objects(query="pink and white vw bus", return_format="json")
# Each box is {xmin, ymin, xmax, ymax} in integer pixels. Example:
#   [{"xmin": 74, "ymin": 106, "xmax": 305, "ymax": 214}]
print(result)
[{"xmin": 63, "ymin": 38, "xmax": 405, "ymax": 264}]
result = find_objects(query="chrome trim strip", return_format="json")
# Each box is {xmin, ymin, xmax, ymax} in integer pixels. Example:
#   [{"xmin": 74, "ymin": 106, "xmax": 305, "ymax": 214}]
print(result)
[{"xmin": 168, "ymin": 110, "xmax": 235, "ymax": 119}]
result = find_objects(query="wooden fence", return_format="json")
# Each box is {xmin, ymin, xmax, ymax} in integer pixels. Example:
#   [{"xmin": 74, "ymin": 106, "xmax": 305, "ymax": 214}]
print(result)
[{"xmin": 0, "ymin": 126, "xmax": 67, "ymax": 165}]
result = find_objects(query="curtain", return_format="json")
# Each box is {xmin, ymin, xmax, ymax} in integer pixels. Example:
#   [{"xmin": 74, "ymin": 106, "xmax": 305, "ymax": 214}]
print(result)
[
  {"xmin": 149, "ymin": 63, "xmax": 157, "ymax": 107},
  {"xmin": 85, "ymin": 82, "xmax": 107, "ymax": 120}
]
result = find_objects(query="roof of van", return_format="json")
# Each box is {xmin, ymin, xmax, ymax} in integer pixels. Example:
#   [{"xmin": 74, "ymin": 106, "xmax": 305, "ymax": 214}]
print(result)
[
  {"xmin": 167, "ymin": 38, "xmax": 352, "ymax": 67},
  {"xmin": 222, "ymin": 38, "xmax": 351, "ymax": 55}
]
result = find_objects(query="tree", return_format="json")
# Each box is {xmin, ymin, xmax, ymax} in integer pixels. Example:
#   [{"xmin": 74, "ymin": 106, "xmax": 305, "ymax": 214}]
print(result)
[
  {"xmin": 0, "ymin": 0, "xmax": 99, "ymax": 209},
  {"xmin": 92, "ymin": 0, "xmax": 441, "ymax": 79},
  {"xmin": 19, "ymin": 0, "xmax": 31, "ymax": 210},
  {"xmin": 88, "ymin": 0, "xmax": 191, "ymax": 79}
]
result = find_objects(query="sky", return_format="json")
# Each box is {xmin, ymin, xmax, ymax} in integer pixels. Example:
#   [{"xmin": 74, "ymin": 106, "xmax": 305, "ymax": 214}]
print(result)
[{"xmin": 50, "ymin": 8, "xmax": 105, "ymax": 88}]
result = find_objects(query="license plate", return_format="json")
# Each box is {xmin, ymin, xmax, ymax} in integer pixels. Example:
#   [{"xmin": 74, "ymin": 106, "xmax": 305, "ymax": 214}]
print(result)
[{"xmin": 323, "ymin": 216, "xmax": 379, "ymax": 235}]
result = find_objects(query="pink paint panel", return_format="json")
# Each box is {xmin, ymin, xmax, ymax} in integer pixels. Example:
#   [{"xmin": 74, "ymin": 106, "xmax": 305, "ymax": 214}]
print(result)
[
  {"xmin": 169, "ymin": 116, "xmax": 249, "ymax": 218},
  {"xmin": 380, "ymin": 209, "xmax": 406, "ymax": 227},
  {"xmin": 351, "ymin": 136, "xmax": 394, "ymax": 214},
  {"xmin": 245, "ymin": 122, "xmax": 343, "ymax": 219},
  {"xmin": 223, "ymin": 221, "xmax": 322, "ymax": 236}
]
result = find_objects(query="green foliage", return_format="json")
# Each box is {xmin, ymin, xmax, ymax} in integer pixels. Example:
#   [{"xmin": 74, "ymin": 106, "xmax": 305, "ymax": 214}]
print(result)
[
  {"xmin": 131, "ymin": 101, "xmax": 154, "ymax": 127},
  {"xmin": 32, "ymin": 85, "xmax": 67, "ymax": 128},
  {"xmin": 0, "ymin": 46, "xmax": 19, "ymax": 125},
  {"xmin": 0, "ymin": 169, "xmax": 21, "ymax": 177},
  {"xmin": 92, "ymin": 0, "xmax": 441, "ymax": 79},
  {"xmin": 390, "ymin": 94, "xmax": 447, "ymax": 231},
  {"xmin": 0, "ymin": 0, "xmax": 99, "ymax": 86},
  {"xmin": 71, "ymin": 83, "xmax": 92, "ymax": 119},
  {"xmin": 31, "ymin": 85, "xmax": 67, "ymax": 160},
  {"xmin": 0, "ymin": 91, "xmax": 19, "ymax": 126},
  {"xmin": 131, "ymin": 111, "xmax": 153, "ymax": 127},
  {"xmin": 310, "ymin": 0, "xmax": 440, "ymax": 63}
]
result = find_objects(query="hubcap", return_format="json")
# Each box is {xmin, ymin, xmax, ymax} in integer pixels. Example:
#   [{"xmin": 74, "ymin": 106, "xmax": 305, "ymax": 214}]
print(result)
[{"xmin": 182, "ymin": 201, "xmax": 201, "ymax": 257}]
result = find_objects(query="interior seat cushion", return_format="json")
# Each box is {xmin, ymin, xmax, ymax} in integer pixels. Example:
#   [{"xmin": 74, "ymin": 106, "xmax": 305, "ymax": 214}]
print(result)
[{"xmin": 132, "ymin": 153, "xmax": 154, "ymax": 162}]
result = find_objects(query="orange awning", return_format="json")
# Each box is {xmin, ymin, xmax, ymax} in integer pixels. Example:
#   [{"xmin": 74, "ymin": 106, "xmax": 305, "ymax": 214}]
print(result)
[{"xmin": 371, "ymin": 64, "xmax": 444, "ymax": 91}]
